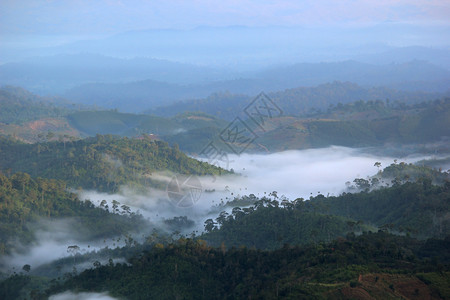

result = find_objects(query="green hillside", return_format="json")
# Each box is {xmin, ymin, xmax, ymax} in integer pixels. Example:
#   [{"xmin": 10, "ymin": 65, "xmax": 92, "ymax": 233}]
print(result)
[
  {"xmin": 67, "ymin": 110, "xmax": 229, "ymax": 136},
  {"xmin": 40, "ymin": 233, "xmax": 450, "ymax": 300},
  {"xmin": 1, "ymin": 169, "xmax": 449, "ymax": 299},
  {"xmin": 255, "ymin": 98, "xmax": 450, "ymax": 151},
  {"xmin": 67, "ymin": 111, "xmax": 181, "ymax": 136},
  {"xmin": 156, "ymin": 98, "xmax": 450, "ymax": 153},
  {"xmin": 0, "ymin": 86, "xmax": 70, "ymax": 125},
  {"xmin": 0, "ymin": 172, "xmax": 147, "ymax": 255},
  {"xmin": 0, "ymin": 135, "xmax": 227, "ymax": 192},
  {"xmin": 200, "ymin": 177, "xmax": 449, "ymax": 250}
]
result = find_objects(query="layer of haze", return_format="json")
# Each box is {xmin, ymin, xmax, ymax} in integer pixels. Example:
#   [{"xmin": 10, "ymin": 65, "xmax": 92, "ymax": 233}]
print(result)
[
  {"xmin": 1, "ymin": 146, "xmax": 446, "ymax": 273},
  {"xmin": 1, "ymin": 0, "xmax": 449, "ymax": 66},
  {"xmin": 2, "ymin": 0, "xmax": 449, "ymax": 36}
]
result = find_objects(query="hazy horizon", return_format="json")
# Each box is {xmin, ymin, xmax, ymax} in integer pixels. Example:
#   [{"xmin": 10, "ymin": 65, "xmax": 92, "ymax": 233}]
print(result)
[{"xmin": 1, "ymin": 1, "xmax": 449, "ymax": 66}]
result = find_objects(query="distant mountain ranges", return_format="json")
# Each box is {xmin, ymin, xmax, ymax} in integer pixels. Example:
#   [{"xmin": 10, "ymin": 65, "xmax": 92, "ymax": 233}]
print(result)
[
  {"xmin": 0, "ymin": 86, "xmax": 448, "ymax": 155},
  {"xmin": 1, "ymin": 52, "xmax": 449, "ymax": 113}
]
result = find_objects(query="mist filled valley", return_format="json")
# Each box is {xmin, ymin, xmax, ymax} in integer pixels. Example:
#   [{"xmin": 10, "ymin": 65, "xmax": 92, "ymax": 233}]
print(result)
[{"xmin": 1, "ymin": 1, "xmax": 450, "ymax": 299}]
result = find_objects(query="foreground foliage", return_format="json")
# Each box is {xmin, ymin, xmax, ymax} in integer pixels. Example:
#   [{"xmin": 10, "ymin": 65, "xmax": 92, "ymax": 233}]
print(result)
[
  {"xmin": 201, "ymin": 179, "xmax": 449, "ymax": 250},
  {"xmin": 39, "ymin": 233, "xmax": 450, "ymax": 299},
  {"xmin": 0, "ymin": 172, "xmax": 147, "ymax": 255}
]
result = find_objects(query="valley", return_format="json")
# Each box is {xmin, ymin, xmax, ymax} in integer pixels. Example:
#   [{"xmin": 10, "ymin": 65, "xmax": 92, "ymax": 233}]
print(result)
[{"xmin": 1, "ymin": 4, "xmax": 449, "ymax": 298}]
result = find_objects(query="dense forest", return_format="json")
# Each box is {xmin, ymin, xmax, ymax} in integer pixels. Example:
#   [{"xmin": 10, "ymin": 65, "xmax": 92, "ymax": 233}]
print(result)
[
  {"xmin": 148, "ymin": 82, "xmax": 445, "ymax": 119},
  {"xmin": 0, "ymin": 135, "xmax": 227, "ymax": 192},
  {"xmin": 200, "ymin": 174, "xmax": 449, "ymax": 250},
  {"xmin": 0, "ymin": 172, "xmax": 148, "ymax": 255},
  {"xmin": 0, "ymin": 87, "xmax": 71, "ymax": 125},
  {"xmin": 0, "ymin": 87, "xmax": 449, "ymax": 299},
  {"xmin": 19, "ymin": 232, "xmax": 450, "ymax": 299},
  {"xmin": 2, "ymin": 3, "xmax": 450, "ymax": 298},
  {"xmin": 1, "ymin": 169, "xmax": 448, "ymax": 299}
]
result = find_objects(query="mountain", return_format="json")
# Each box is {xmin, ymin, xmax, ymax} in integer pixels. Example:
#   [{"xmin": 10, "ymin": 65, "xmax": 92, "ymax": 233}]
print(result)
[
  {"xmin": 255, "ymin": 60, "xmax": 450, "ymax": 93},
  {"xmin": 2, "ymin": 55, "xmax": 449, "ymax": 111},
  {"xmin": 64, "ymin": 79, "xmax": 215, "ymax": 111},
  {"xmin": 0, "ymin": 54, "xmax": 232, "ymax": 95},
  {"xmin": 159, "ymin": 98, "xmax": 450, "ymax": 153},
  {"xmin": 0, "ymin": 86, "xmax": 71, "ymax": 124},
  {"xmin": 1, "ymin": 86, "xmax": 448, "ymax": 154},
  {"xmin": 149, "ymin": 81, "xmax": 445, "ymax": 119},
  {"xmin": 0, "ymin": 86, "xmax": 231, "ymax": 144},
  {"xmin": 3, "ymin": 24, "xmax": 449, "ymax": 66},
  {"xmin": 356, "ymin": 46, "xmax": 450, "ymax": 70},
  {"xmin": 63, "ymin": 61, "xmax": 449, "ymax": 112}
]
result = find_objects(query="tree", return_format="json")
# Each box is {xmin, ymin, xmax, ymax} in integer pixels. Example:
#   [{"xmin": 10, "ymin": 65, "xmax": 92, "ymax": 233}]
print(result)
[
  {"xmin": 67, "ymin": 245, "xmax": 80, "ymax": 256},
  {"xmin": 112, "ymin": 200, "xmax": 120, "ymax": 213},
  {"xmin": 204, "ymin": 219, "xmax": 217, "ymax": 233},
  {"xmin": 374, "ymin": 162, "xmax": 382, "ymax": 173},
  {"xmin": 353, "ymin": 178, "xmax": 370, "ymax": 191},
  {"xmin": 22, "ymin": 264, "xmax": 31, "ymax": 273}
]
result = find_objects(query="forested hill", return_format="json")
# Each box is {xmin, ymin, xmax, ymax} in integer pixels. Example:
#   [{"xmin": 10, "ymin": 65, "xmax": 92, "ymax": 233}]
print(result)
[
  {"xmin": 2, "ymin": 171, "xmax": 449, "ymax": 298},
  {"xmin": 0, "ymin": 173, "xmax": 147, "ymax": 255},
  {"xmin": 42, "ymin": 233, "xmax": 450, "ymax": 299},
  {"xmin": 0, "ymin": 135, "xmax": 227, "ymax": 192},
  {"xmin": 148, "ymin": 81, "xmax": 445, "ymax": 119},
  {"xmin": 2, "ymin": 86, "xmax": 448, "ymax": 153},
  {"xmin": 0, "ymin": 86, "xmax": 70, "ymax": 124},
  {"xmin": 200, "ymin": 178, "xmax": 449, "ymax": 250},
  {"xmin": 167, "ymin": 98, "xmax": 450, "ymax": 153}
]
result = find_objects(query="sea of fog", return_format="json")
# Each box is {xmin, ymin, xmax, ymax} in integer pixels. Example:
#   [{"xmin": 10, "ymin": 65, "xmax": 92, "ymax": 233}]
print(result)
[{"xmin": 1, "ymin": 146, "xmax": 446, "ymax": 273}]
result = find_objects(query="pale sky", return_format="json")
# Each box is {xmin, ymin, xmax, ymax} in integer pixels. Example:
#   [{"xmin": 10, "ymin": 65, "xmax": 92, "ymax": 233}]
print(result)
[{"xmin": 1, "ymin": 0, "xmax": 449, "ymax": 36}]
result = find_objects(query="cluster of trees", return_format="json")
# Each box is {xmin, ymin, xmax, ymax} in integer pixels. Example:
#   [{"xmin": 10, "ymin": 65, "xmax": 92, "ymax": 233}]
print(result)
[
  {"xmin": 346, "ymin": 161, "xmax": 449, "ymax": 192},
  {"xmin": 0, "ymin": 172, "xmax": 147, "ymax": 254},
  {"xmin": 200, "ymin": 178, "xmax": 449, "ymax": 251},
  {"xmin": 35, "ymin": 232, "xmax": 450, "ymax": 299},
  {"xmin": 0, "ymin": 134, "xmax": 227, "ymax": 192},
  {"xmin": 0, "ymin": 86, "xmax": 70, "ymax": 124},
  {"xmin": 1, "ymin": 173, "xmax": 449, "ymax": 298},
  {"xmin": 379, "ymin": 161, "xmax": 449, "ymax": 185},
  {"xmin": 323, "ymin": 98, "xmax": 449, "ymax": 118},
  {"xmin": 311, "ymin": 179, "xmax": 450, "ymax": 239},
  {"xmin": 202, "ymin": 193, "xmax": 361, "ymax": 250}
]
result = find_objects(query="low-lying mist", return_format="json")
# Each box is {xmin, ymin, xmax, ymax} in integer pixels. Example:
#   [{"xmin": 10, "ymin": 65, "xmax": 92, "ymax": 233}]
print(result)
[
  {"xmin": 2, "ymin": 146, "xmax": 446, "ymax": 275},
  {"xmin": 199, "ymin": 146, "xmax": 443, "ymax": 199},
  {"xmin": 49, "ymin": 291, "xmax": 118, "ymax": 300},
  {"xmin": 0, "ymin": 218, "xmax": 130, "ymax": 273},
  {"xmin": 79, "ymin": 146, "xmax": 441, "ymax": 231}
]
